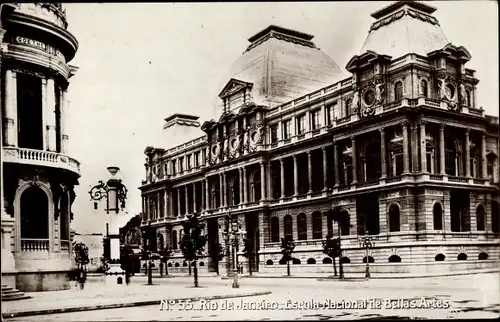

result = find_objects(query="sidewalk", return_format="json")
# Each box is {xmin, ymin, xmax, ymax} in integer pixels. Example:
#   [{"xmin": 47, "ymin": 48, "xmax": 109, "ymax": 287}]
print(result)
[
  {"xmin": 147, "ymin": 267, "xmax": 500, "ymax": 279},
  {"xmin": 1, "ymin": 277, "xmax": 270, "ymax": 318}
]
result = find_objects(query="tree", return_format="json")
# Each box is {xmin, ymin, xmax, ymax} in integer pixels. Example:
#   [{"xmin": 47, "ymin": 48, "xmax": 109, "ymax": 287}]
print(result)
[
  {"xmin": 180, "ymin": 213, "xmax": 207, "ymax": 287},
  {"xmin": 159, "ymin": 246, "xmax": 172, "ymax": 276},
  {"xmin": 209, "ymin": 242, "xmax": 225, "ymax": 276},
  {"xmin": 280, "ymin": 237, "xmax": 295, "ymax": 276},
  {"xmin": 73, "ymin": 242, "xmax": 90, "ymax": 283},
  {"xmin": 242, "ymin": 238, "xmax": 254, "ymax": 276},
  {"xmin": 323, "ymin": 206, "xmax": 350, "ymax": 279},
  {"xmin": 322, "ymin": 234, "xmax": 340, "ymax": 276}
]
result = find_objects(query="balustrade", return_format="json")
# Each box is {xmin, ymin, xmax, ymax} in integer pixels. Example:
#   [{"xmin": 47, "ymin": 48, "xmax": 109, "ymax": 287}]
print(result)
[
  {"xmin": 3, "ymin": 147, "xmax": 80, "ymax": 174},
  {"xmin": 21, "ymin": 239, "xmax": 49, "ymax": 252}
]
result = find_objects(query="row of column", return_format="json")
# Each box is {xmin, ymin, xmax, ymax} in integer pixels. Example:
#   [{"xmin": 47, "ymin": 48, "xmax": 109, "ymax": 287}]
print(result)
[{"xmin": 3, "ymin": 69, "xmax": 69, "ymax": 154}]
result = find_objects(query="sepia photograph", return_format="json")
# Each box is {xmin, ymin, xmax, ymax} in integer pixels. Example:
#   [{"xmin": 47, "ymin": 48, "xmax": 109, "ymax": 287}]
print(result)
[{"xmin": 0, "ymin": 1, "xmax": 499, "ymax": 321}]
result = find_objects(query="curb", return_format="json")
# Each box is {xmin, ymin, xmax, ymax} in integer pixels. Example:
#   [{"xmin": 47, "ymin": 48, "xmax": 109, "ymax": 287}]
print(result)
[{"xmin": 2, "ymin": 291, "xmax": 272, "ymax": 318}]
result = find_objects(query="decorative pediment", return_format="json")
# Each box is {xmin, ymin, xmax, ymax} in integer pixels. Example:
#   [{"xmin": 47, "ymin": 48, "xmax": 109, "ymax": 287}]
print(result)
[
  {"xmin": 201, "ymin": 119, "xmax": 217, "ymax": 132},
  {"xmin": 427, "ymin": 43, "xmax": 472, "ymax": 62},
  {"xmin": 346, "ymin": 50, "xmax": 392, "ymax": 72},
  {"xmin": 218, "ymin": 78, "xmax": 253, "ymax": 99}
]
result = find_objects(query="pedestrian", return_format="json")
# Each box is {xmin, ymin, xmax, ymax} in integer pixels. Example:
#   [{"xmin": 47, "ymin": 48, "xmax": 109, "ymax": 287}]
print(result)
[{"xmin": 125, "ymin": 269, "xmax": 131, "ymax": 285}]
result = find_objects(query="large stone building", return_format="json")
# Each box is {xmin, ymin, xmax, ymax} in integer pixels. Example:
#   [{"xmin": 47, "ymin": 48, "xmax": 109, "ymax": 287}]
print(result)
[
  {"xmin": 139, "ymin": 1, "xmax": 500, "ymax": 276},
  {"xmin": 1, "ymin": 3, "xmax": 80, "ymax": 291}
]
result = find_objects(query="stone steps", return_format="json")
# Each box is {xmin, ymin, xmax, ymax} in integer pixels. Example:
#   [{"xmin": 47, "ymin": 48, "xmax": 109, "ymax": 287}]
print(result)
[{"xmin": 1, "ymin": 284, "xmax": 31, "ymax": 301}]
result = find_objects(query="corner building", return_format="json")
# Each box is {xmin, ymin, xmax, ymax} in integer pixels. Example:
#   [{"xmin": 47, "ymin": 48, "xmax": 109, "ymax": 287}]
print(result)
[
  {"xmin": 1, "ymin": 3, "xmax": 80, "ymax": 291},
  {"xmin": 139, "ymin": 2, "xmax": 500, "ymax": 276}
]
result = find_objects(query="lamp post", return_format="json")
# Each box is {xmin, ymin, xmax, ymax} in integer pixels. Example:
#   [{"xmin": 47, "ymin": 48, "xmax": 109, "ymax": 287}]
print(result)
[
  {"xmin": 220, "ymin": 214, "xmax": 246, "ymax": 288},
  {"xmin": 89, "ymin": 167, "xmax": 128, "ymax": 263},
  {"xmin": 358, "ymin": 231, "xmax": 374, "ymax": 278},
  {"xmin": 141, "ymin": 222, "xmax": 154, "ymax": 285}
]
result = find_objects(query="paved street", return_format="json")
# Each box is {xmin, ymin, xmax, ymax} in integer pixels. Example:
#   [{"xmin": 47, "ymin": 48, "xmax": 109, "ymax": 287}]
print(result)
[{"xmin": 5, "ymin": 272, "xmax": 499, "ymax": 321}]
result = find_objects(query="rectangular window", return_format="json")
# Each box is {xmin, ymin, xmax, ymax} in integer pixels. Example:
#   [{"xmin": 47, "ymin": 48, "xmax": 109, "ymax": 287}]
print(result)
[
  {"xmin": 179, "ymin": 157, "xmax": 184, "ymax": 172},
  {"xmin": 172, "ymin": 160, "xmax": 177, "ymax": 174},
  {"xmin": 270, "ymin": 124, "xmax": 278, "ymax": 143},
  {"xmin": 282, "ymin": 119, "xmax": 291, "ymax": 140},
  {"xmin": 194, "ymin": 152, "xmax": 200, "ymax": 168},
  {"xmin": 297, "ymin": 115, "xmax": 306, "ymax": 135},
  {"xmin": 325, "ymin": 104, "xmax": 334, "ymax": 126},
  {"xmin": 187, "ymin": 155, "xmax": 192, "ymax": 170},
  {"xmin": 311, "ymin": 110, "xmax": 321, "ymax": 130}
]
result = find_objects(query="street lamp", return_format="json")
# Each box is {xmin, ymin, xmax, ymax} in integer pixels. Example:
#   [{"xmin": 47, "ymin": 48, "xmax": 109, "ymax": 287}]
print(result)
[
  {"xmin": 141, "ymin": 222, "xmax": 154, "ymax": 285},
  {"xmin": 220, "ymin": 214, "xmax": 246, "ymax": 288},
  {"xmin": 358, "ymin": 231, "xmax": 375, "ymax": 278},
  {"xmin": 89, "ymin": 166, "xmax": 128, "ymax": 214},
  {"xmin": 89, "ymin": 167, "xmax": 128, "ymax": 263}
]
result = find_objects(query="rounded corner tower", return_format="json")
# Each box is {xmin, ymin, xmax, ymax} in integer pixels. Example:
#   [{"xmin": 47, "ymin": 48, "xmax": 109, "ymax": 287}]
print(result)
[
  {"xmin": 1, "ymin": 3, "xmax": 80, "ymax": 292},
  {"xmin": 213, "ymin": 25, "xmax": 346, "ymax": 117}
]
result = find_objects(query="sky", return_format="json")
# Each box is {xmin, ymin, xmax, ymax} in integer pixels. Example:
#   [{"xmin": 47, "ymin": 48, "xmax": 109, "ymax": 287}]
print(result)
[{"xmin": 63, "ymin": 1, "xmax": 499, "ymax": 234}]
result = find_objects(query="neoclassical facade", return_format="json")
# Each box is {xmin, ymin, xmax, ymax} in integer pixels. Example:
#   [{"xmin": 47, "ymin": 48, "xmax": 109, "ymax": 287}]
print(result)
[
  {"xmin": 1, "ymin": 3, "xmax": 80, "ymax": 291},
  {"xmin": 139, "ymin": 2, "xmax": 500, "ymax": 276}
]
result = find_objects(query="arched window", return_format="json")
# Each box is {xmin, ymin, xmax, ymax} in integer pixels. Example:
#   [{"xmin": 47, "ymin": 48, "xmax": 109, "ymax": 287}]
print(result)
[
  {"xmin": 266, "ymin": 259, "xmax": 274, "ymax": 265},
  {"xmin": 457, "ymin": 253, "xmax": 467, "ymax": 261},
  {"xmin": 271, "ymin": 217, "xmax": 280, "ymax": 243},
  {"xmin": 388, "ymin": 204, "xmax": 400, "ymax": 232},
  {"xmin": 21, "ymin": 187, "xmax": 49, "ymax": 239},
  {"xmin": 394, "ymin": 81, "xmax": 403, "ymax": 101},
  {"xmin": 297, "ymin": 214, "xmax": 307, "ymax": 240},
  {"xmin": 478, "ymin": 253, "xmax": 488, "ymax": 260},
  {"xmin": 158, "ymin": 233, "xmax": 164, "ymax": 251},
  {"xmin": 312, "ymin": 212, "xmax": 322, "ymax": 239},
  {"xmin": 172, "ymin": 230, "xmax": 177, "ymax": 250},
  {"xmin": 433, "ymin": 203, "xmax": 443, "ymax": 230},
  {"xmin": 476, "ymin": 205, "xmax": 485, "ymax": 231},
  {"xmin": 322, "ymin": 258, "xmax": 332, "ymax": 264},
  {"xmin": 199, "ymin": 262, "xmax": 204, "ymax": 267},
  {"xmin": 279, "ymin": 258, "xmax": 287, "ymax": 265},
  {"xmin": 175, "ymin": 262, "xmax": 180, "ymax": 267},
  {"xmin": 182, "ymin": 262, "xmax": 188, "ymax": 267},
  {"xmin": 420, "ymin": 79, "xmax": 428, "ymax": 98},
  {"xmin": 340, "ymin": 209, "xmax": 350, "ymax": 236},
  {"xmin": 340, "ymin": 257, "xmax": 351, "ymax": 264},
  {"xmin": 292, "ymin": 258, "xmax": 301, "ymax": 264},
  {"xmin": 307, "ymin": 258, "xmax": 316, "ymax": 264},
  {"xmin": 435, "ymin": 254, "xmax": 445, "ymax": 261},
  {"xmin": 388, "ymin": 255, "xmax": 401, "ymax": 263},
  {"xmin": 362, "ymin": 256, "xmax": 375, "ymax": 263},
  {"xmin": 284, "ymin": 215, "xmax": 293, "ymax": 240}
]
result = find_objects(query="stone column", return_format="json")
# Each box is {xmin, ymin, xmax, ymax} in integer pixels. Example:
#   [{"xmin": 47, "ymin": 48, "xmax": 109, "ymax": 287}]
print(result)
[
  {"xmin": 322, "ymin": 146, "xmax": 328, "ymax": 190},
  {"xmin": 465, "ymin": 129, "xmax": 471, "ymax": 177},
  {"xmin": 219, "ymin": 173, "xmax": 224, "ymax": 208},
  {"xmin": 411, "ymin": 124, "xmax": 418, "ymax": 172},
  {"xmin": 60, "ymin": 88, "xmax": 69, "ymax": 154},
  {"xmin": 440, "ymin": 124, "xmax": 446, "ymax": 175},
  {"xmin": 419, "ymin": 120, "xmax": 427, "ymax": 172},
  {"xmin": 184, "ymin": 185, "xmax": 189, "ymax": 214},
  {"xmin": 204, "ymin": 179, "xmax": 209, "ymax": 210},
  {"xmin": 351, "ymin": 137, "xmax": 357, "ymax": 184},
  {"xmin": 177, "ymin": 187, "xmax": 181, "ymax": 217},
  {"xmin": 193, "ymin": 182, "xmax": 197, "ymax": 213},
  {"xmin": 293, "ymin": 155, "xmax": 299, "ymax": 196},
  {"xmin": 266, "ymin": 161, "xmax": 272, "ymax": 200},
  {"xmin": 380, "ymin": 128, "xmax": 387, "ymax": 178},
  {"xmin": 4, "ymin": 70, "xmax": 17, "ymax": 146},
  {"xmin": 243, "ymin": 167, "xmax": 248, "ymax": 203},
  {"xmin": 402, "ymin": 121, "xmax": 410, "ymax": 174},
  {"xmin": 280, "ymin": 159, "xmax": 285, "ymax": 198},
  {"xmin": 157, "ymin": 192, "xmax": 161, "ymax": 219},
  {"xmin": 260, "ymin": 162, "xmax": 266, "ymax": 201},
  {"xmin": 46, "ymin": 78, "xmax": 57, "ymax": 152},
  {"xmin": 481, "ymin": 133, "xmax": 487, "ymax": 178},
  {"xmin": 223, "ymin": 172, "xmax": 228, "ymax": 207},
  {"xmin": 333, "ymin": 142, "xmax": 339, "ymax": 186},
  {"xmin": 238, "ymin": 168, "xmax": 243, "ymax": 205},
  {"xmin": 164, "ymin": 189, "xmax": 168, "ymax": 218},
  {"xmin": 169, "ymin": 191, "xmax": 174, "ymax": 217},
  {"xmin": 307, "ymin": 151, "xmax": 313, "ymax": 193}
]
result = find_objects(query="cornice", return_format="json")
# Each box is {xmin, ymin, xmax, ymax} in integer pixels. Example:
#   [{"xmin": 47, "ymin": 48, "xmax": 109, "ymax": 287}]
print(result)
[{"xmin": 370, "ymin": 8, "xmax": 439, "ymax": 32}]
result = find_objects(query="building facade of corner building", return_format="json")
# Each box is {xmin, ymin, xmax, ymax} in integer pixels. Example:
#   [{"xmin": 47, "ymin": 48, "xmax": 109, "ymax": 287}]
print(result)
[
  {"xmin": 139, "ymin": 1, "xmax": 500, "ymax": 275},
  {"xmin": 0, "ymin": 3, "xmax": 80, "ymax": 291}
]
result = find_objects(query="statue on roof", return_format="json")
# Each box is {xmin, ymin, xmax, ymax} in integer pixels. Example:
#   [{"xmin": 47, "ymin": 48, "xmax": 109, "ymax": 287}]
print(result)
[
  {"xmin": 375, "ymin": 79, "xmax": 385, "ymax": 104},
  {"xmin": 459, "ymin": 82, "xmax": 467, "ymax": 105},
  {"xmin": 351, "ymin": 87, "xmax": 360, "ymax": 112}
]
